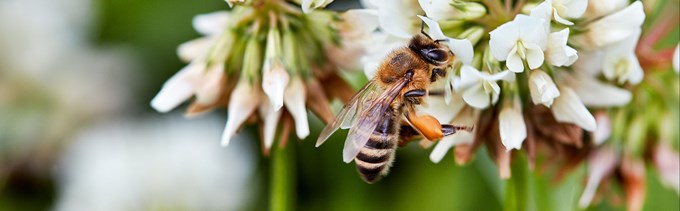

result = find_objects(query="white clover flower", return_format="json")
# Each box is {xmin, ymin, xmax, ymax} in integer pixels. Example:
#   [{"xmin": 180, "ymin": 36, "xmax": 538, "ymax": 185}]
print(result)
[
  {"xmin": 151, "ymin": 11, "xmax": 231, "ymax": 112},
  {"xmin": 545, "ymin": 28, "xmax": 578, "ymax": 67},
  {"xmin": 458, "ymin": 65, "xmax": 515, "ymax": 109},
  {"xmin": 573, "ymin": 1, "xmax": 645, "ymax": 49},
  {"xmin": 301, "ymin": 0, "xmax": 334, "ymax": 13},
  {"xmin": 601, "ymin": 30, "xmax": 643, "ymax": 85},
  {"xmin": 283, "ymin": 76, "xmax": 310, "ymax": 139},
  {"xmin": 489, "ymin": 15, "xmax": 548, "ymax": 73},
  {"xmin": 531, "ymin": 0, "xmax": 587, "ymax": 25},
  {"xmin": 528, "ymin": 70, "xmax": 560, "ymax": 107},
  {"xmin": 551, "ymin": 86, "xmax": 597, "ymax": 131},
  {"xmin": 499, "ymin": 98, "xmax": 527, "ymax": 151},
  {"xmin": 221, "ymin": 80, "xmax": 261, "ymax": 146}
]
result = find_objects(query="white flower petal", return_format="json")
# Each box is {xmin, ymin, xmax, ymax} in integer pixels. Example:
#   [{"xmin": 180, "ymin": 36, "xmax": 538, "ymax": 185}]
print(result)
[
  {"xmin": 284, "ymin": 77, "xmax": 310, "ymax": 139},
  {"xmin": 150, "ymin": 63, "xmax": 203, "ymax": 112},
  {"xmin": 551, "ymin": 86, "xmax": 597, "ymax": 131},
  {"xmin": 418, "ymin": 15, "xmax": 447, "ymax": 40},
  {"xmin": 462, "ymin": 84, "xmax": 490, "ymax": 109},
  {"xmin": 529, "ymin": 70, "xmax": 560, "ymax": 107},
  {"xmin": 576, "ymin": 1, "xmax": 645, "ymax": 49},
  {"xmin": 489, "ymin": 20, "xmax": 520, "ymax": 61},
  {"xmin": 418, "ymin": 0, "xmax": 456, "ymax": 21},
  {"xmin": 506, "ymin": 49, "xmax": 524, "ymax": 72},
  {"xmin": 515, "ymin": 15, "xmax": 548, "ymax": 48},
  {"xmin": 430, "ymin": 131, "xmax": 474, "ymax": 163},
  {"xmin": 262, "ymin": 61, "xmax": 290, "ymax": 111},
  {"xmin": 340, "ymin": 9, "xmax": 379, "ymax": 40},
  {"xmin": 195, "ymin": 64, "xmax": 225, "ymax": 105},
  {"xmin": 552, "ymin": 9, "xmax": 574, "ymax": 25},
  {"xmin": 546, "ymin": 28, "xmax": 579, "ymax": 67},
  {"xmin": 573, "ymin": 50, "xmax": 604, "ymax": 76},
  {"xmin": 259, "ymin": 98, "xmax": 282, "ymax": 151},
  {"xmin": 563, "ymin": 73, "xmax": 632, "ymax": 107},
  {"xmin": 555, "ymin": 0, "xmax": 587, "ymax": 19},
  {"xmin": 525, "ymin": 43, "xmax": 545, "ymax": 69},
  {"xmin": 584, "ymin": 0, "xmax": 628, "ymax": 18},
  {"xmin": 377, "ymin": 0, "xmax": 419, "ymax": 38},
  {"xmin": 419, "ymin": 91, "xmax": 465, "ymax": 123},
  {"xmin": 192, "ymin": 11, "xmax": 230, "ymax": 36},
  {"xmin": 602, "ymin": 30, "xmax": 644, "ymax": 84},
  {"xmin": 221, "ymin": 81, "xmax": 261, "ymax": 146},
  {"xmin": 499, "ymin": 100, "xmax": 527, "ymax": 151},
  {"xmin": 448, "ymin": 38, "xmax": 474, "ymax": 65},
  {"xmin": 177, "ymin": 37, "xmax": 214, "ymax": 63}
]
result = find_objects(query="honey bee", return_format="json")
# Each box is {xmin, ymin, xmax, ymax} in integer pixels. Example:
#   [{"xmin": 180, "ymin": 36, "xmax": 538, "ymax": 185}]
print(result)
[{"xmin": 316, "ymin": 28, "xmax": 473, "ymax": 183}]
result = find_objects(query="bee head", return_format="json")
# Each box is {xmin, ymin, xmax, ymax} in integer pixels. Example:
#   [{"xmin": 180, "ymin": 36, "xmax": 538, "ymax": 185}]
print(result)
[{"xmin": 409, "ymin": 33, "xmax": 452, "ymax": 65}]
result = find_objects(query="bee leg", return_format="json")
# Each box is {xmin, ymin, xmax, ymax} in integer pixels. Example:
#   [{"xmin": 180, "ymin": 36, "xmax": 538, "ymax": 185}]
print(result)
[
  {"xmin": 404, "ymin": 89, "xmax": 426, "ymax": 98},
  {"xmin": 430, "ymin": 68, "xmax": 446, "ymax": 82},
  {"xmin": 441, "ymin": 124, "xmax": 474, "ymax": 137},
  {"xmin": 397, "ymin": 124, "xmax": 421, "ymax": 147},
  {"xmin": 406, "ymin": 111, "xmax": 444, "ymax": 141}
]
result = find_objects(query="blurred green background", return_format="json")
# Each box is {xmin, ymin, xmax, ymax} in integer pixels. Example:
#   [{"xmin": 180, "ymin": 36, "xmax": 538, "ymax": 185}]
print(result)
[{"xmin": 0, "ymin": 0, "xmax": 678, "ymax": 210}]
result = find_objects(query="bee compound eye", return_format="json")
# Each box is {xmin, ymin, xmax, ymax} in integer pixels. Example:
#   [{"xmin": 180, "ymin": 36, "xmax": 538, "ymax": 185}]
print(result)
[{"xmin": 426, "ymin": 49, "xmax": 448, "ymax": 62}]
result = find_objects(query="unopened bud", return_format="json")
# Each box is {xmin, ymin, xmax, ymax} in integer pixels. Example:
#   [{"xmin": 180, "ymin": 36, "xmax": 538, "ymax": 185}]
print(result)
[{"xmin": 458, "ymin": 26, "xmax": 484, "ymax": 45}]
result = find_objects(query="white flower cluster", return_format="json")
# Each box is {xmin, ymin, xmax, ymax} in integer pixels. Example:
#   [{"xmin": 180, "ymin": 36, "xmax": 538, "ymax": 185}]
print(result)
[{"xmin": 317, "ymin": 0, "xmax": 646, "ymax": 162}]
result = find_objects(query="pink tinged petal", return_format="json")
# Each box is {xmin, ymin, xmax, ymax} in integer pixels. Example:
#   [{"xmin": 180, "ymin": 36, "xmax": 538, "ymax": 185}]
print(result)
[
  {"xmin": 194, "ymin": 64, "xmax": 225, "ymax": 105},
  {"xmin": 673, "ymin": 44, "xmax": 679, "ymax": 73},
  {"xmin": 564, "ymin": 73, "xmax": 632, "ymax": 107},
  {"xmin": 284, "ymin": 77, "xmax": 310, "ymax": 139},
  {"xmin": 653, "ymin": 143, "xmax": 680, "ymax": 194},
  {"xmin": 579, "ymin": 147, "xmax": 619, "ymax": 208},
  {"xmin": 150, "ymin": 63, "xmax": 203, "ymax": 112},
  {"xmin": 221, "ymin": 81, "xmax": 261, "ymax": 146},
  {"xmin": 499, "ymin": 100, "xmax": 527, "ymax": 151},
  {"xmin": 529, "ymin": 70, "xmax": 560, "ymax": 107},
  {"xmin": 489, "ymin": 20, "xmax": 520, "ymax": 61},
  {"xmin": 262, "ymin": 61, "xmax": 290, "ymax": 111},
  {"xmin": 551, "ymin": 86, "xmax": 597, "ymax": 131},
  {"xmin": 621, "ymin": 155, "xmax": 646, "ymax": 211},
  {"xmin": 192, "ymin": 11, "xmax": 230, "ymax": 36},
  {"xmin": 506, "ymin": 47, "xmax": 524, "ymax": 72},
  {"xmin": 259, "ymin": 98, "xmax": 282, "ymax": 151},
  {"xmin": 430, "ymin": 132, "xmax": 474, "ymax": 163},
  {"xmin": 592, "ymin": 112, "xmax": 611, "ymax": 145},
  {"xmin": 177, "ymin": 37, "xmax": 214, "ymax": 63},
  {"xmin": 524, "ymin": 43, "xmax": 545, "ymax": 69},
  {"xmin": 578, "ymin": 1, "xmax": 645, "ymax": 48}
]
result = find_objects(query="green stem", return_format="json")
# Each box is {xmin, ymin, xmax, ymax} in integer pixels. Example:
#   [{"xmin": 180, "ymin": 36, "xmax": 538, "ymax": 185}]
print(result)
[
  {"xmin": 271, "ymin": 145, "xmax": 295, "ymax": 211},
  {"xmin": 504, "ymin": 154, "xmax": 529, "ymax": 211}
]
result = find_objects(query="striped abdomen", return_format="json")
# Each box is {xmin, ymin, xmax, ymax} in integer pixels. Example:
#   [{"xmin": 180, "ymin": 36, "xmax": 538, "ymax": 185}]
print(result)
[{"xmin": 354, "ymin": 106, "xmax": 401, "ymax": 183}]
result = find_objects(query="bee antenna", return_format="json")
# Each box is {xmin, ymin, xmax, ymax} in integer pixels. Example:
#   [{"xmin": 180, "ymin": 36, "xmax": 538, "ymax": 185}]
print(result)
[{"xmin": 420, "ymin": 20, "xmax": 432, "ymax": 39}]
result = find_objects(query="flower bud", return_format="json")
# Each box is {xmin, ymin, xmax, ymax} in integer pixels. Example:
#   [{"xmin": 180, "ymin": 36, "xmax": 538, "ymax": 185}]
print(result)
[
  {"xmin": 528, "ymin": 70, "xmax": 560, "ymax": 107},
  {"xmin": 457, "ymin": 26, "xmax": 484, "ymax": 46},
  {"xmin": 262, "ymin": 26, "xmax": 289, "ymax": 110}
]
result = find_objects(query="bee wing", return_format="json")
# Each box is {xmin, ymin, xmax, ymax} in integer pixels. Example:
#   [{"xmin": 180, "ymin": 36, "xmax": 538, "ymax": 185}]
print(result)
[
  {"xmin": 316, "ymin": 80, "xmax": 381, "ymax": 147},
  {"xmin": 342, "ymin": 77, "xmax": 410, "ymax": 163}
]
